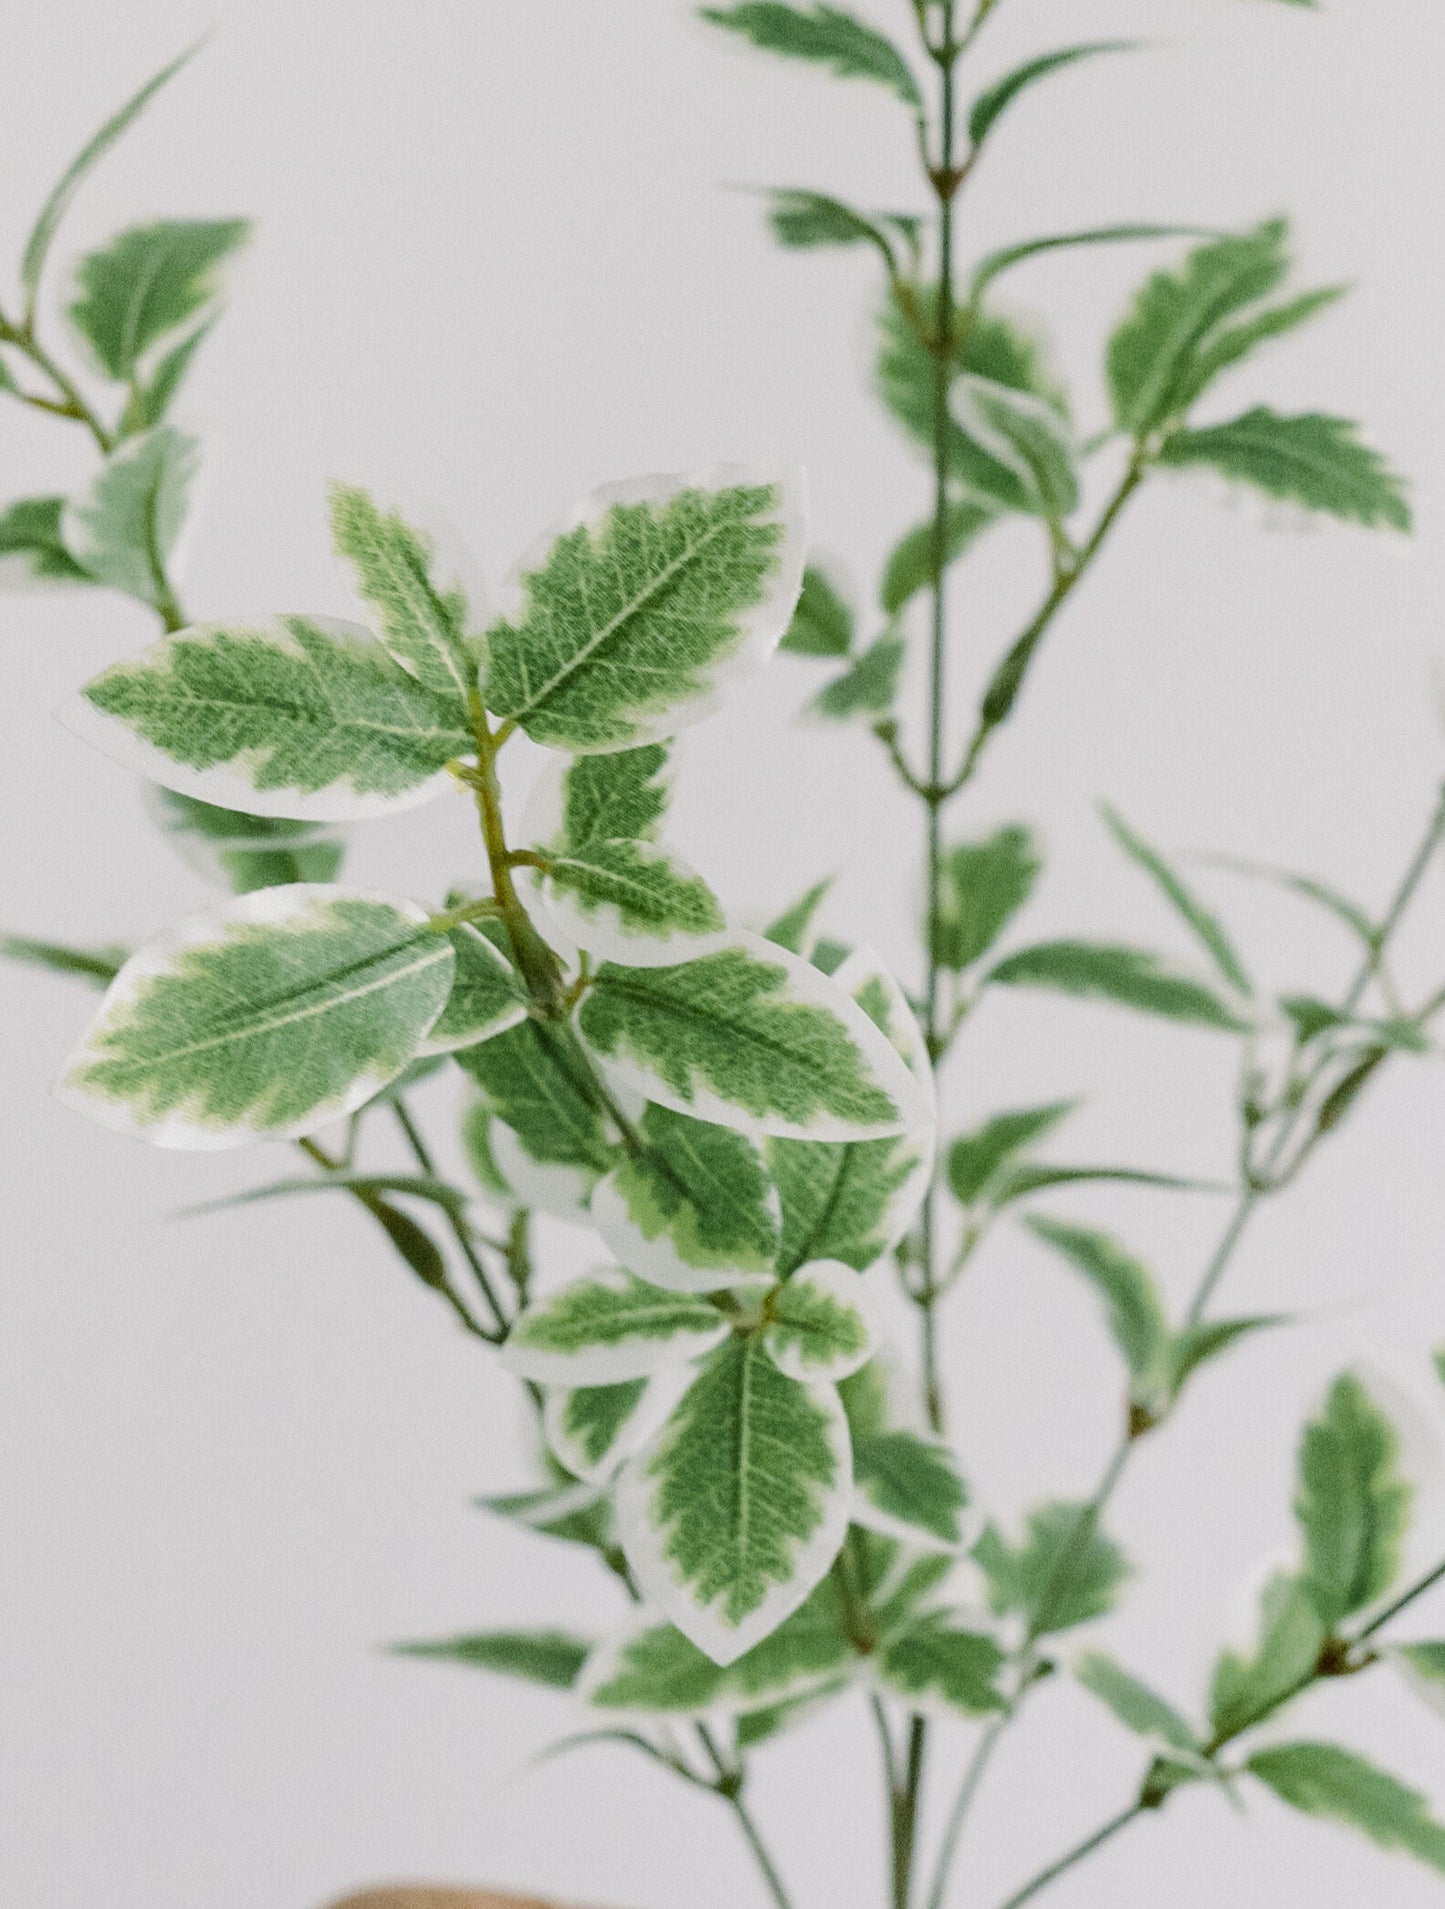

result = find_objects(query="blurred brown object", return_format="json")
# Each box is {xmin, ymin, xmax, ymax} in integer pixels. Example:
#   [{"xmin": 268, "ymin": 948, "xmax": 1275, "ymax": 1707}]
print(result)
[{"xmin": 326, "ymin": 1891, "xmax": 576, "ymax": 1909}]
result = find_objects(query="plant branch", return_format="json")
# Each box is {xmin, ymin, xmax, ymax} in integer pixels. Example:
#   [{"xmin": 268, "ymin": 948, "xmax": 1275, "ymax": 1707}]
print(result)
[
  {"xmin": 990, "ymin": 1803, "xmax": 1146, "ymax": 1909},
  {"xmin": 0, "ymin": 305, "xmax": 115, "ymax": 454},
  {"xmin": 389, "ymin": 1098, "xmax": 511, "ymax": 1336}
]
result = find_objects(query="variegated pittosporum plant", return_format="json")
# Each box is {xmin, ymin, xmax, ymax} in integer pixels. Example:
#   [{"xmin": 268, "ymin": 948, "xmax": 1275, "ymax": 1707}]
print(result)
[{"xmin": 7, "ymin": 10, "xmax": 1445, "ymax": 1908}]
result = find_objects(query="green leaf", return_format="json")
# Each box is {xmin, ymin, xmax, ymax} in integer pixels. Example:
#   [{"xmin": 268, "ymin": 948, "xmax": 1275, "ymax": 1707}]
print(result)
[
  {"xmin": 424, "ymin": 922, "xmax": 529, "ymax": 1054},
  {"xmin": 1395, "ymin": 1643, "xmax": 1445, "ymax": 1718},
  {"xmin": 147, "ymin": 787, "xmax": 345, "ymax": 893},
  {"xmin": 1296, "ymin": 1373, "xmax": 1411, "ymax": 1629},
  {"xmin": 1247, "ymin": 1743, "xmax": 1445, "ymax": 1872},
  {"xmin": 396, "ymin": 1629, "xmax": 591, "ymax": 1690},
  {"xmin": 503, "ymin": 1267, "xmax": 729, "ymax": 1387},
  {"xmin": 484, "ymin": 469, "xmax": 805, "ymax": 751},
  {"xmin": 617, "ymin": 1333, "xmax": 852, "ymax": 1662},
  {"xmin": 770, "ymin": 1131, "xmax": 928, "ymax": 1275},
  {"xmin": 544, "ymin": 743, "xmax": 673, "ymax": 851},
  {"xmin": 68, "ymin": 218, "xmax": 250, "ymax": 381},
  {"xmin": 61, "ymin": 426, "xmax": 197, "ymax": 609},
  {"xmin": 20, "ymin": 44, "xmax": 201, "ymax": 309},
  {"xmin": 578, "ymin": 935, "xmax": 926, "ymax": 1142},
  {"xmin": 545, "ymin": 1377, "xmax": 657, "ymax": 1483},
  {"xmin": 1107, "ymin": 221, "xmax": 1290, "ymax": 434},
  {"xmin": 457, "ymin": 1018, "xmax": 618, "ymax": 1215},
  {"xmin": 1157, "ymin": 409, "xmax": 1410, "ymax": 531},
  {"xmin": 179, "ymin": 1171, "xmax": 469, "ymax": 1223},
  {"xmin": 967, "ymin": 42, "xmax": 1136, "ymax": 149},
  {"xmin": 582, "ymin": 1580, "xmax": 854, "ymax": 1716},
  {"xmin": 779, "ymin": 565, "xmax": 853, "ymax": 657},
  {"xmin": 121, "ymin": 319, "xmax": 213, "ymax": 434},
  {"xmin": 477, "ymin": 1480, "xmax": 613, "ymax": 1552},
  {"xmin": 968, "ymin": 225, "xmax": 1215, "ymax": 302},
  {"xmin": 986, "ymin": 940, "xmax": 1245, "ymax": 1030},
  {"xmin": 1101, "ymin": 804, "xmax": 1251, "ymax": 994},
  {"xmin": 1207, "ymin": 857, "xmax": 1376, "ymax": 949},
  {"xmin": 945, "ymin": 1101, "xmax": 1075, "ymax": 1204},
  {"xmin": 0, "ymin": 933, "xmax": 127, "ymax": 986},
  {"xmin": 852, "ymin": 1429, "xmax": 968, "ymax": 1548},
  {"xmin": 330, "ymin": 483, "xmax": 482, "ymax": 697},
  {"xmin": 1075, "ymin": 1652, "xmax": 1200, "ymax": 1753},
  {"xmin": 764, "ymin": 878, "xmax": 833, "ymax": 956},
  {"xmin": 933, "ymin": 824, "xmax": 1041, "ymax": 972},
  {"xmin": 541, "ymin": 838, "xmax": 728, "ymax": 963},
  {"xmin": 1166, "ymin": 1314, "xmax": 1285, "ymax": 1397},
  {"xmin": 876, "ymin": 1613, "xmax": 1007, "ymax": 1717},
  {"xmin": 762, "ymin": 1259, "xmax": 878, "ymax": 1382},
  {"xmin": 1209, "ymin": 1572, "xmax": 1326, "ymax": 1741},
  {"xmin": 954, "ymin": 377, "xmax": 1078, "ymax": 519},
  {"xmin": 701, "ymin": 3, "xmax": 921, "ymax": 107},
  {"xmin": 60, "ymin": 886, "xmax": 453, "ymax": 1148},
  {"xmin": 65, "ymin": 614, "xmax": 473, "ymax": 822},
  {"xmin": 1025, "ymin": 1217, "xmax": 1170, "ymax": 1383},
  {"xmin": 765, "ymin": 189, "xmax": 897, "ymax": 265},
  {"xmin": 812, "ymin": 634, "xmax": 905, "ymax": 720},
  {"xmin": 880, "ymin": 501, "xmax": 995, "ymax": 616},
  {"xmin": 974, "ymin": 1501, "xmax": 1130, "ymax": 1635},
  {"xmin": 990, "ymin": 1162, "xmax": 1224, "ymax": 1205},
  {"xmin": 591, "ymin": 1102, "xmax": 781, "ymax": 1294},
  {"xmin": 0, "ymin": 496, "xmax": 93, "ymax": 585},
  {"xmin": 1169, "ymin": 286, "xmax": 1347, "ymax": 415}
]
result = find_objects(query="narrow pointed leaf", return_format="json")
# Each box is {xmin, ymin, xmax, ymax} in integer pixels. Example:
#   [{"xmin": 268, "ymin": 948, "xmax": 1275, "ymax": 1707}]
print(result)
[
  {"xmin": 1074, "ymin": 1652, "xmax": 1200, "ymax": 1752},
  {"xmin": 59, "ymin": 886, "xmax": 452, "ymax": 1149},
  {"xmin": 934, "ymin": 825, "xmax": 1041, "ymax": 972},
  {"xmin": 396, "ymin": 1629, "xmax": 591, "ymax": 1690},
  {"xmin": 477, "ymin": 1481, "xmax": 613, "ymax": 1552},
  {"xmin": 422, "ymin": 922, "xmax": 529, "ymax": 1053},
  {"xmin": 484, "ymin": 467, "xmax": 806, "ymax": 751},
  {"xmin": 1171, "ymin": 286, "xmax": 1347, "ymax": 414},
  {"xmin": 987, "ymin": 940, "xmax": 1245, "ymax": 1030},
  {"xmin": 0, "ymin": 496, "xmax": 93, "ymax": 586},
  {"xmin": 69, "ymin": 219, "xmax": 250, "ymax": 380},
  {"xmin": 701, "ymin": 4, "xmax": 922, "ymax": 108},
  {"xmin": 945, "ymin": 1103, "xmax": 1076, "ymax": 1205},
  {"xmin": 779, "ymin": 565, "xmax": 853, "ymax": 657},
  {"xmin": 330, "ymin": 483, "xmax": 482, "ymax": 696},
  {"xmin": 1157, "ymin": 409, "xmax": 1410, "ymax": 531},
  {"xmin": 1209, "ymin": 1572, "xmax": 1326, "ymax": 1741},
  {"xmin": 63, "ymin": 615, "xmax": 473, "ymax": 822},
  {"xmin": 617, "ymin": 1335, "xmax": 852, "ymax": 1663},
  {"xmin": 1026, "ymin": 1217, "xmax": 1170, "ymax": 1381},
  {"xmin": 578, "ymin": 934, "xmax": 926, "ymax": 1142},
  {"xmin": 122, "ymin": 320, "xmax": 213, "ymax": 434},
  {"xmin": 1107, "ymin": 221, "xmax": 1290, "ymax": 434},
  {"xmin": 581, "ymin": 1581, "xmax": 854, "ymax": 1716},
  {"xmin": 21, "ymin": 44, "xmax": 200, "ymax": 306},
  {"xmin": 992, "ymin": 1162, "xmax": 1224, "ymax": 1204},
  {"xmin": 852, "ymin": 1430, "xmax": 968, "ymax": 1549},
  {"xmin": 590, "ymin": 1103, "xmax": 781, "ymax": 1295},
  {"xmin": 503, "ymin": 1267, "xmax": 730, "ymax": 1387},
  {"xmin": 1248, "ymin": 1744, "xmax": 1445, "ymax": 1872},
  {"xmin": 763, "ymin": 878, "xmax": 832, "ymax": 956},
  {"xmin": 61, "ymin": 426, "xmax": 197, "ymax": 609},
  {"xmin": 1, "ymin": 934, "xmax": 126, "ymax": 986},
  {"xmin": 1167, "ymin": 1314, "xmax": 1285, "ymax": 1396},
  {"xmin": 876, "ymin": 1614, "xmax": 1007, "ymax": 1717},
  {"xmin": 969, "ymin": 225, "xmax": 1215, "ymax": 301},
  {"xmin": 1102, "ymin": 804, "xmax": 1251, "ymax": 993},
  {"xmin": 763, "ymin": 1259, "xmax": 878, "ymax": 1382},
  {"xmin": 1296, "ymin": 1373, "xmax": 1411, "ymax": 1628},
  {"xmin": 968, "ymin": 42, "xmax": 1136, "ymax": 149}
]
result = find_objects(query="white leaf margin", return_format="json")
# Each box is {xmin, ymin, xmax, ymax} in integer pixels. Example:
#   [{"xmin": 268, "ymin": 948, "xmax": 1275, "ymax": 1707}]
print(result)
[
  {"xmin": 588, "ymin": 1136, "xmax": 781, "ymax": 1296},
  {"xmin": 763, "ymin": 1258, "xmax": 883, "ymax": 1384},
  {"xmin": 543, "ymin": 1366, "xmax": 692, "ymax": 1487},
  {"xmin": 501, "ymin": 1265, "xmax": 732, "ymax": 1387}
]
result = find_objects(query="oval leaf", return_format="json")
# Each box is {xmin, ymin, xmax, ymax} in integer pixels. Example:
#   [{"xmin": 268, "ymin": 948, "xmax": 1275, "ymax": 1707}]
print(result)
[
  {"xmin": 502, "ymin": 1267, "xmax": 731, "ymax": 1386},
  {"xmin": 763, "ymin": 1259, "xmax": 880, "ymax": 1383}
]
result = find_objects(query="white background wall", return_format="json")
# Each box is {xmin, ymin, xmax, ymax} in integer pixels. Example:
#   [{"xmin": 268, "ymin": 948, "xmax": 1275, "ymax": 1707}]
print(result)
[{"xmin": 4, "ymin": 2, "xmax": 1445, "ymax": 1905}]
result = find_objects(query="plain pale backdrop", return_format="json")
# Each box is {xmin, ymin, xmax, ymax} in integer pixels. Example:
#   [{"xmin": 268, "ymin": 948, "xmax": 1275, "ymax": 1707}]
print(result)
[{"xmin": 5, "ymin": 3, "xmax": 1445, "ymax": 1906}]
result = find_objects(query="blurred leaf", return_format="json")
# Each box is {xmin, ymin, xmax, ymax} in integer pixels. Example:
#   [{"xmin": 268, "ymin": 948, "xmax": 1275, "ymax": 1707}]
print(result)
[
  {"xmin": 1248, "ymin": 1743, "xmax": 1445, "ymax": 1872},
  {"xmin": 1167, "ymin": 1314, "xmax": 1286, "ymax": 1397},
  {"xmin": 1026, "ymin": 1217, "xmax": 1170, "ymax": 1381},
  {"xmin": 1315, "ymin": 1046, "xmax": 1388, "ymax": 1134},
  {"xmin": 933, "ymin": 824, "xmax": 1041, "ymax": 972},
  {"xmin": 812, "ymin": 633, "xmax": 904, "ymax": 719},
  {"xmin": 701, "ymin": 3, "xmax": 921, "ymax": 106},
  {"xmin": 945, "ymin": 1101, "xmax": 1075, "ymax": 1204},
  {"xmin": 477, "ymin": 1482, "xmax": 613, "ymax": 1553},
  {"xmin": 954, "ymin": 375, "xmax": 1079, "ymax": 521},
  {"xmin": 69, "ymin": 218, "xmax": 249, "ymax": 381},
  {"xmin": 852, "ymin": 1430, "xmax": 968, "ymax": 1547},
  {"xmin": 880, "ymin": 500, "xmax": 996, "ymax": 615},
  {"xmin": 764, "ymin": 877, "xmax": 832, "ymax": 955},
  {"xmin": 120, "ymin": 320, "xmax": 214, "ymax": 434},
  {"xmin": 1075, "ymin": 1651, "xmax": 1200, "ymax": 1753},
  {"xmin": 992, "ymin": 1162, "xmax": 1225, "ymax": 1204},
  {"xmin": 780, "ymin": 565, "xmax": 853, "ymax": 656},
  {"xmin": 1209, "ymin": 1572, "xmax": 1325, "ymax": 1741},
  {"xmin": 877, "ymin": 1614, "xmax": 1007, "ymax": 1715},
  {"xmin": 975, "ymin": 1501, "xmax": 1130, "ymax": 1635},
  {"xmin": 0, "ymin": 496, "xmax": 93, "ymax": 585},
  {"xmin": 62, "ymin": 426, "xmax": 198, "ymax": 609},
  {"xmin": 0, "ymin": 933, "xmax": 126, "ymax": 985},
  {"xmin": 968, "ymin": 42, "xmax": 1137, "ymax": 148},
  {"xmin": 765, "ymin": 189, "xmax": 902, "ymax": 269},
  {"xmin": 20, "ymin": 43, "xmax": 201, "ymax": 308},
  {"xmin": 396, "ymin": 1629, "xmax": 591, "ymax": 1690},
  {"xmin": 1168, "ymin": 286, "xmax": 1346, "ymax": 416},
  {"xmin": 969, "ymin": 224, "xmax": 1214, "ymax": 301},
  {"xmin": 1157, "ymin": 409, "xmax": 1410, "ymax": 531},
  {"xmin": 1101, "ymin": 804, "xmax": 1251, "ymax": 994},
  {"xmin": 1296, "ymin": 1373, "xmax": 1410, "ymax": 1629},
  {"xmin": 1207, "ymin": 857, "xmax": 1375, "ymax": 948},
  {"xmin": 987, "ymin": 940, "xmax": 1245, "ymax": 1030}
]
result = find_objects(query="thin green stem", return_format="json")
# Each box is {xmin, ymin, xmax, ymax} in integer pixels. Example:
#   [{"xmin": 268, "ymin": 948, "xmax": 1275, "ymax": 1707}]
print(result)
[
  {"xmin": 1359, "ymin": 1553, "xmax": 1445, "ymax": 1641},
  {"xmin": 924, "ymin": 1714, "xmax": 1005, "ymax": 1909},
  {"xmin": 0, "ymin": 308, "xmax": 116, "ymax": 454},
  {"xmin": 389, "ymin": 1098, "xmax": 510, "ymax": 1336},
  {"xmin": 694, "ymin": 1725, "xmax": 797, "ymax": 1909},
  {"xmin": 991, "ymin": 1803, "xmax": 1146, "ymax": 1909}
]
